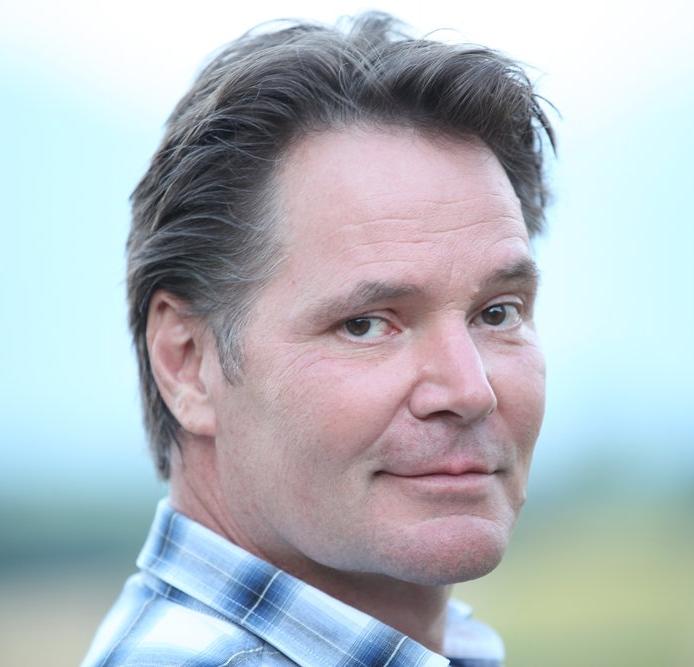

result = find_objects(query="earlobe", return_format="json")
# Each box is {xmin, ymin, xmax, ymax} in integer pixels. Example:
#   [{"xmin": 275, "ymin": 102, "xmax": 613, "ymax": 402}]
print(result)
[{"xmin": 146, "ymin": 291, "xmax": 217, "ymax": 438}]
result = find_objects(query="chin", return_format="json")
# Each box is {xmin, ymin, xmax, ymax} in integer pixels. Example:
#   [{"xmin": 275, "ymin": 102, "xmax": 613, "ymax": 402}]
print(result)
[{"xmin": 373, "ymin": 514, "xmax": 513, "ymax": 586}]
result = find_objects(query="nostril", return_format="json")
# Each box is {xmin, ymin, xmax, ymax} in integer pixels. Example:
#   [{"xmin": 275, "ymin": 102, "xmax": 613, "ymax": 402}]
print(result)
[{"xmin": 425, "ymin": 409, "xmax": 471, "ymax": 421}]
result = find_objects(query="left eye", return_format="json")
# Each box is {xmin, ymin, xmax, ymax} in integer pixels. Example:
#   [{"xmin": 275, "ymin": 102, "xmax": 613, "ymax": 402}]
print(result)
[
  {"xmin": 476, "ymin": 303, "xmax": 523, "ymax": 328},
  {"xmin": 342, "ymin": 317, "xmax": 392, "ymax": 339}
]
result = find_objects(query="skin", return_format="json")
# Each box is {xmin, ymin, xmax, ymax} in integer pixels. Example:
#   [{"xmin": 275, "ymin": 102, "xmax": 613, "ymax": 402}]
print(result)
[{"xmin": 148, "ymin": 126, "xmax": 546, "ymax": 652}]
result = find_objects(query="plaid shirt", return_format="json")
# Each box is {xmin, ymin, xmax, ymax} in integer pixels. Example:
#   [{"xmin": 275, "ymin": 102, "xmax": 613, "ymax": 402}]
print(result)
[{"xmin": 82, "ymin": 500, "xmax": 504, "ymax": 666}]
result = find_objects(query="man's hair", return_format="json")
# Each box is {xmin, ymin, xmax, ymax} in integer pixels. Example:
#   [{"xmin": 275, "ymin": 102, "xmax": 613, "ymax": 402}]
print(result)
[{"xmin": 127, "ymin": 11, "xmax": 555, "ymax": 478}]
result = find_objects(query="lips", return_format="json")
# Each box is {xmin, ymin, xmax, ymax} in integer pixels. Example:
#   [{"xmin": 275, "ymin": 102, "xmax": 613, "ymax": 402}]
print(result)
[
  {"xmin": 375, "ymin": 467, "xmax": 498, "ymax": 497},
  {"xmin": 379, "ymin": 462, "xmax": 497, "ymax": 478}
]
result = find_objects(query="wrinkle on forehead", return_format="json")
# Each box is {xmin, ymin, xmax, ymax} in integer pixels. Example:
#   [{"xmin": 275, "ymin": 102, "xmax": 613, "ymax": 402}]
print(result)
[
  {"xmin": 283, "ymin": 210, "xmax": 528, "ymax": 272},
  {"xmin": 298, "ymin": 222, "xmax": 529, "ymax": 276},
  {"xmin": 291, "ymin": 196, "xmax": 525, "ymax": 249},
  {"xmin": 355, "ymin": 191, "xmax": 522, "ymax": 216},
  {"xmin": 338, "ymin": 213, "xmax": 525, "ymax": 243}
]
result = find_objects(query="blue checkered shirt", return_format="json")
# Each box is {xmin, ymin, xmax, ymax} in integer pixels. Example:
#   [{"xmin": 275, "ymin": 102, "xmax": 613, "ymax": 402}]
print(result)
[{"xmin": 82, "ymin": 500, "xmax": 504, "ymax": 666}]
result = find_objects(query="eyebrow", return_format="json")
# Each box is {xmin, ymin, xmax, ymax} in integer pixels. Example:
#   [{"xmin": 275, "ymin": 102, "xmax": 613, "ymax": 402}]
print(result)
[
  {"xmin": 303, "ymin": 281, "xmax": 423, "ymax": 325},
  {"xmin": 302, "ymin": 257, "xmax": 540, "ymax": 325},
  {"xmin": 482, "ymin": 257, "xmax": 540, "ymax": 293}
]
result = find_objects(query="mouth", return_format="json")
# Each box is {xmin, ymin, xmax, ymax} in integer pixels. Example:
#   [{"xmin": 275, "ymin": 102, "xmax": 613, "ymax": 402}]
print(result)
[
  {"xmin": 378, "ymin": 467, "xmax": 498, "ymax": 502},
  {"xmin": 375, "ymin": 465, "xmax": 499, "ymax": 496},
  {"xmin": 379, "ymin": 460, "xmax": 498, "ymax": 477}
]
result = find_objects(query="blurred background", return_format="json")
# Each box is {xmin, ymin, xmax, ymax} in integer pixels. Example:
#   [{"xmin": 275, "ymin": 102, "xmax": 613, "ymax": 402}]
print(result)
[{"xmin": 1, "ymin": 0, "xmax": 692, "ymax": 665}]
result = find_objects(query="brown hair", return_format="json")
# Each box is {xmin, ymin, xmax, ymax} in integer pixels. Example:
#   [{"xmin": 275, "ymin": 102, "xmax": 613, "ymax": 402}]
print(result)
[{"xmin": 128, "ymin": 12, "xmax": 555, "ymax": 477}]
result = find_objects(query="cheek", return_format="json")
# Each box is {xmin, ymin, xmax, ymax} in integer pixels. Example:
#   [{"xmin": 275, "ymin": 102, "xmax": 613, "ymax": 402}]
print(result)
[
  {"xmin": 492, "ymin": 339, "xmax": 545, "ymax": 414},
  {"xmin": 488, "ymin": 344, "xmax": 546, "ymax": 471},
  {"xmin": 267, "ymin": 351, "xmax": 410, "ymax": 463}
]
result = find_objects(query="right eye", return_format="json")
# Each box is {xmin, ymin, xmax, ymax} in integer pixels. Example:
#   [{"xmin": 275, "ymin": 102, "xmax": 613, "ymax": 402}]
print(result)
[{"xmin": 341, "ymin": 316, "xmax": 395, "ymax": 340}]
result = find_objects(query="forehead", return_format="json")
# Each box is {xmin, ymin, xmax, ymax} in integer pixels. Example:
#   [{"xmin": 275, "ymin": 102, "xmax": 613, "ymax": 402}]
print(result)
[{"xmin": 273, "ymin": 126, "xmax": 529, "ymax": 294}]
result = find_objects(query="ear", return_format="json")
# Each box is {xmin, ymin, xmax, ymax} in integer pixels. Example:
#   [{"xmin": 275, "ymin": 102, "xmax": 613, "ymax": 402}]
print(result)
[{"xmin": 146, "ymin": 291, "xmax": 217, "ymax": 438}]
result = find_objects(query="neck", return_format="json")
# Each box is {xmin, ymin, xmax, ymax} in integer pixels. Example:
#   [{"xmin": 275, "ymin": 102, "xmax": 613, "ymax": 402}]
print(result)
[
  {"xmin": 169, "ymin": 445, "xmax": 451, "ymax": 653},
  {"xmin": 287, "ymin": 562, "xmax": 452, "ymax": 652}
]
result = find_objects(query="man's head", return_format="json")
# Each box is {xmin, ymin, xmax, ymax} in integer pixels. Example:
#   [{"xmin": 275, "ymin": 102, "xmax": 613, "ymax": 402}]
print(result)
[{"xmin": 128, "ymin": 12, "xmax": 553, "ymax": 585}]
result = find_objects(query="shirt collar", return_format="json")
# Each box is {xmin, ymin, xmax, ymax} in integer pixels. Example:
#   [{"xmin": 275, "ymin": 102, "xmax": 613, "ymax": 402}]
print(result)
[{"xmin": 137, "ymin": 499, "xmax": 498, "ymax": 667}]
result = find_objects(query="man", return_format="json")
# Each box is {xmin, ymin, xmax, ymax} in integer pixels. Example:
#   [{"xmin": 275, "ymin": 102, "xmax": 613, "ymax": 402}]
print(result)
[{"xmin": 83, "ymin": 11, "xmax": 554, "ymax": 667}]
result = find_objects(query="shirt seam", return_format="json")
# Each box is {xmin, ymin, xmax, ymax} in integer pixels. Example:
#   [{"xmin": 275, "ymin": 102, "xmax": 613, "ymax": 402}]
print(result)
[
  {"xmin": 215, "ymin": 645, "xmax": 264, "ymax": 667},
  {"xmin": 98, "ymin": 585, "xmax": 159, "ymax": 667}
]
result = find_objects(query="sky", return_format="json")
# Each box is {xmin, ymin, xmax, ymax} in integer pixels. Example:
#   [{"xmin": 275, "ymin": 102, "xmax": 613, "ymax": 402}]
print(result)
[{"xmin": 1, "ymin": 0, "xmax": 692, "ymax": 499}]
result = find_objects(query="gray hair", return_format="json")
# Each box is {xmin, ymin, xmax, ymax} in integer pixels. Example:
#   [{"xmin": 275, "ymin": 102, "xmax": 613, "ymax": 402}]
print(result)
[{"xmin": 127, "ymin": 11, "xmax": 556, "ymax": 478}]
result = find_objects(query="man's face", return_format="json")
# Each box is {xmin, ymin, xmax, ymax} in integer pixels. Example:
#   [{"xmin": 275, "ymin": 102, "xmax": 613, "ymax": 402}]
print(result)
[{"xmin": 205, "ymin": 127, "xmax": 545, "ymax": 585}]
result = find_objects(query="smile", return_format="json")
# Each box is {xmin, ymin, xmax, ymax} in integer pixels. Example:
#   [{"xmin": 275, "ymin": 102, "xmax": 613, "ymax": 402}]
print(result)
[{"xmin": 377, "ymin": 470, "xmax": 498, "ymax": 495}]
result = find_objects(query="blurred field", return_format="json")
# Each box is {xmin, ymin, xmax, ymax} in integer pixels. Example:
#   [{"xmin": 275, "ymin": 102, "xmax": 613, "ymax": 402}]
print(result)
[
  {"xmin": 456, "ymin": 489, "xmax": 694, "ymax": 667},
  {"xmin": 1, "ymin": 484, "xmax": 692, "ymax": 666}
]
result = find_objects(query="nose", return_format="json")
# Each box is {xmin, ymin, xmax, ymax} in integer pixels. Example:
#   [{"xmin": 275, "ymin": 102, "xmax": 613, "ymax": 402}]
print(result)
[{"xmin": 408, "ymin": 322, "xmax": 497, "ymax": 424}]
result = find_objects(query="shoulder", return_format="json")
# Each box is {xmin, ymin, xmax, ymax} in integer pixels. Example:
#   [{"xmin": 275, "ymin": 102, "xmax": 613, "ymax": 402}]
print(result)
[
  {"xmin": 443, "ymin": 599, "xmax": 505, "ymax": 666},
  {"xmin": 81, "ymin": 574, "xmax": 295, "ymax": 666}
]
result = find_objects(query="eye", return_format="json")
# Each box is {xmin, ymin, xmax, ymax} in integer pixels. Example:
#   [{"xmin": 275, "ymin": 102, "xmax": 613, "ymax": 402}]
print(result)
[
  {"xmin": 476, "ymin": 303, "xmax": 523, "ymax": 329},
  {"xmin": 342, "ymin": 316, "xmax": 393, "ymax": 340}
]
